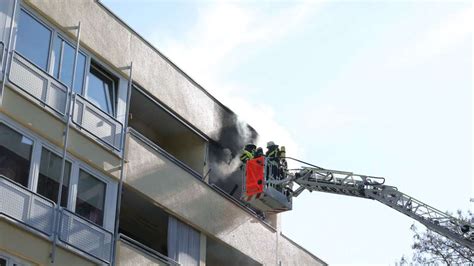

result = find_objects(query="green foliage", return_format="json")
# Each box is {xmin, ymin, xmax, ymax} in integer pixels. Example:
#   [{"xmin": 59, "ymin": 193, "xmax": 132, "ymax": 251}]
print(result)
[{"xmin": 399, "ymin": 210, "xmax": 473, "ymax": 265}]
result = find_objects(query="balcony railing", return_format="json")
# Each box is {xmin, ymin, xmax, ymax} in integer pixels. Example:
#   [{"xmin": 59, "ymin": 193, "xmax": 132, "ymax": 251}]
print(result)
[
  {"xmin": 0, "ymin": 175, "xmax": 113, "ymax": 264},
  {"xmin": 59, "ymin": 208, "xmax": 113, "ymax": 263},
  {"xmin": 0, "ymin": 175, "xmax": 55, "ymax": 236},
  {"xmin": 7, "ymin": 51, "xmax": 124, "ymax": 152},
  {"xmin": 8, "ymin": 51, "xmax": 69, "ymax": 116},
  {"xmin": 118, "ymin": 234, "xmax": 179, "ymax": 266},
  {"xmin": 72, "ymin": 94, "xmax": 123, "ymax": 151}
]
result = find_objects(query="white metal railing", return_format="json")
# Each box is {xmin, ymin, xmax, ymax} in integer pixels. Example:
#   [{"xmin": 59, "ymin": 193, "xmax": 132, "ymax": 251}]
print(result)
[
  {"xmin": 119, "ymin": 234, "xmax": 179, "ymax": 266},
  {"xmin": 72, "ymin": 94, "xmax": 123, "ymax": 151},
  {"xmin": 0, "ymin": 175, "xmax": 114, "ymax": 264},
  {"xmin": 59, "ymin": 208, "xmax": 113, "ymax": 263},
  {"xmin": 0, "ymin": 175, "xmax": 55, "ymax": 236},
  {"xmin": 8, "ymin": 51, "xmax": 69, "ymax": 115}
]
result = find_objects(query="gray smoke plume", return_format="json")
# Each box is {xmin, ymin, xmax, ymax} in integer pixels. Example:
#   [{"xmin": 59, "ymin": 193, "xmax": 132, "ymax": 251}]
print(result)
[{"xmin": 208, "ymin": 113, "xmax": 258, "ymax": 199}]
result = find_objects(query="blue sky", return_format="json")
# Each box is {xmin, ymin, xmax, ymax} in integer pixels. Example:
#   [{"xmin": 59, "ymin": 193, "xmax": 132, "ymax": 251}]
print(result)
[{"xmin": 103, "ymin": 0, "xmax": 472, "ymax": 264}]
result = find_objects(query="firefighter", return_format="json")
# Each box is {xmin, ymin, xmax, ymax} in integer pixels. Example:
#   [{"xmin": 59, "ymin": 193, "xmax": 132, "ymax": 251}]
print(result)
[
  {"xmin": 265, "ymin": 141, "xmax": 280, "ymax": 179},
  {"xmin": 279, "ymin": 146, "xmax": 288, "ymax": 179},
  {"xmin": 254, "ymin": 147, "xmax": 264, "ymax": 158},
  {"xmin": 240, "ymin": 143, "xmax": 256, "ymax": 164},
  {"xmin": 265, "ymin": 141, "xmax": 279, "ymax": 158}
]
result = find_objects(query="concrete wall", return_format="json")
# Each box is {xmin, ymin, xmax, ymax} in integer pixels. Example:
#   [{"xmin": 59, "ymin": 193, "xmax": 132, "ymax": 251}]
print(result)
[
  {"xmin": 278, "ymin": 234, "xmax": 326, "ymax": 266},
  {"xmin": 0, "ymin": 220, "xmax": 97, "ymax": 266},
  {"xmin": 161, "ymin": 131, "xmax": 207, "ymax": 175}
]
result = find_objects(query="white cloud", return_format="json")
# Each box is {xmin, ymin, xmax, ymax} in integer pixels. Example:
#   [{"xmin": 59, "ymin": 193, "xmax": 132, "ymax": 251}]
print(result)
[
  {"xmin": 149, "ymin": 1, "xmax": 323, "ymax": 157},
  {"xmin": 387, "ymin": 5, "xmax": 472, "ymax": 68}
]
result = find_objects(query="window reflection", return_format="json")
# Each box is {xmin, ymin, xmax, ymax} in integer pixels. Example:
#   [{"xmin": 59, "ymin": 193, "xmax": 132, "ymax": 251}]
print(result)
[
  {"xmin": 52, "ymin": 36, "xmax": 86, "ymax": 94},
  {"xmin": 37, "ymin": 148, "xmax": 71, "ymax": 207},
  {"xmin": 0, "ymin": 124, "xmax": 33, "ymax": 187},
  {"xmin": 16, "ymin": 9, "xmax": 51, "ymax": 71},
  {"xmin": 75, "ymin": 170, "xmax": 106, "ymax": 226},
  {"xmin": 86, "ymin": 65, "xmax": 116, "ymax": 116}
]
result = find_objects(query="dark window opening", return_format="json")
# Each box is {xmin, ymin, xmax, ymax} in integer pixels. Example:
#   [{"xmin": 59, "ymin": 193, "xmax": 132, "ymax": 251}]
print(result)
[
  {"xmin": 75, "ymin": 170, "xmax": 106, "ymax": 226},
  {"xmin": 37, "ymin": 148, "xmax": 71, "ymax": 207},
  {"xmin": 119, "ymin": 186, "xmax": 168, "ymax": 256},
  {"xmin": 206, "ymin": 237, "xmax": 261, "ymax": 266},
  {"xmin": 129, "ymin": 87, "xmax": 206, "ymax": 175},
  {"xmin": 0, "ymin": 123, "xmax": 33, "ymax": 187}
]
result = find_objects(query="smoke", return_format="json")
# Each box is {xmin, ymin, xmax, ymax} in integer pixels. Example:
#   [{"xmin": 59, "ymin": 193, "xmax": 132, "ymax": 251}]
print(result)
[{"xmin": 207, "ymin": 112, "xmax": 258, "ymax": 198}]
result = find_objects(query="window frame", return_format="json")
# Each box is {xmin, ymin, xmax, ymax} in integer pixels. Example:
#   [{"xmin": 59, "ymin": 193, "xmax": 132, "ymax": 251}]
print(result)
[
  {"xmin": 14, "ymin": 7, "xmax": 54, "ymax": 72},
  {"xmin": 0, "ymin": 115, "xmax": 117, "ymax": 231},
  {"xmin": 50, "ymin": 33, "xmax": 88, "ymax": 95},
  {"xmin": 0, "ymin": 118, "xmax": 38, "ymax": 190},
  {"xmin": 74, "ymin": 167, "xmax": 108, "ymax": 226},
  {"xmin": 85, "ymin": 62, "xmax": 117, "ymax": 116},
  {"xmin": 36, "ymin": 145, "xmax": 73, "ymax": 208},
  {"xmin": 0, "ymin": 252, "xmax": 31, "ymax": 266},
  {"xmin": 14, "ymin": 5, "xmax": 122, "ymax": 120}
]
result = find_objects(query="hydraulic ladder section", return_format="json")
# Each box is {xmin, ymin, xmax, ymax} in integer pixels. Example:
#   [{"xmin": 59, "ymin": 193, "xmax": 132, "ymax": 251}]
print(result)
[{"xmin": 290, "ymin": 166, "xmax": 474, "ymax": 250}]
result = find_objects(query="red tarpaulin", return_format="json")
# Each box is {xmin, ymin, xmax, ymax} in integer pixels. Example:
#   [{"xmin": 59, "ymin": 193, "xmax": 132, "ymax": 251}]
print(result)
[{"xmin": 245, "ymin": 157, "xmax": 264, "ymax": 196}]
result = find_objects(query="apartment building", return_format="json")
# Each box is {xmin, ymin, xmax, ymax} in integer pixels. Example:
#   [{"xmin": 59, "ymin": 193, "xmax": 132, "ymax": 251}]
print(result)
[{"xmin": 0, "ymin": 1, "xmax": 326, "ymax": 265}]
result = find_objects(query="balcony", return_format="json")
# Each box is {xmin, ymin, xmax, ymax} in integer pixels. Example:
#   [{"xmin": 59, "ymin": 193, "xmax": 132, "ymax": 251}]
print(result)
[
  {"xmin": 125, "ymin": 130, "xmax": 280, "ymax": 264},
  {"xmin": 7, "ymin": 51, "xmax": 124, "ymax": 152},
  {"xmin": 0, "ymin": 175, "xmax": 113, "ymax": 264},
  {"xmin": 116, "ymin": 234, "xmax": 178, "ymax": 266}
]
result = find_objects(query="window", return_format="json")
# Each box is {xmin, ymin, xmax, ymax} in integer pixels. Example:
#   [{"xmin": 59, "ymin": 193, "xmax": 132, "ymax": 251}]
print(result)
[
  {"xmin": 75, "ymin": 170, "xmax": 106, "ymax": 226},
  {"xmin": 15, "ymin": 9, "xmax": 52, "ymax": 71},
  {"xmin": 0, "ymin": 124, "xmax": 33, "ymax": 187},
  {"xmin": 0, "ymin": 120, "xmax": 116, "ymax": 229},
  {"xmin": 0, "ymin": 253, "xmax": 29, "ymax": 266},
  {"xmin": 37, "ymin": 148, "xmax": 71, "ymax": 207},
  {"xmin": 86, "ymin": 64, "xmax": 116, "ymax": 116},
  {"xmin": 15, "ymin": 8, "xmax": 121, "ymax": 118},
  {"xmin": 52, "ymin": 35, "xmax": 86, "ymax": 94}
]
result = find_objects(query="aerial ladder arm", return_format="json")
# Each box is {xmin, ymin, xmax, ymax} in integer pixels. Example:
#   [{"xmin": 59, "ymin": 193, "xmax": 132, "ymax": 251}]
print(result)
[{"xmin": 287, "ymin": 164, "xmax": 474, "ymax": 250}]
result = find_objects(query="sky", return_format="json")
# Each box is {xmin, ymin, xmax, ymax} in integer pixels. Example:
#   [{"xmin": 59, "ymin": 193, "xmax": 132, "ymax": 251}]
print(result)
[{"xmin": 102, "ymin": 0, "xmax": 472, "ymax": 264}]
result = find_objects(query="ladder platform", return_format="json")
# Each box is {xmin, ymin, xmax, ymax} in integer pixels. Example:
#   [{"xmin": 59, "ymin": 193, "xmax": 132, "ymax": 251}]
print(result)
[{"xmin": 241, "ymin": 157, "xmax": 292, "ymax": 213}]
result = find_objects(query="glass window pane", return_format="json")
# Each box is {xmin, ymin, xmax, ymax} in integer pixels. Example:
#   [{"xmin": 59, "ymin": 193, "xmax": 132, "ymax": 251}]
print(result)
[
  {"xmin": 52, "ymin": 36, "xmax": 86, "ymax": 95},
  {"xmin": 52, "ymin": 37, "xmax": 61, "ymax": 78},
  {"xmin": 37, "ymin": 148, "xmax": 71, "ymax": 207},
  {"xmin": 16, "ymin": 9, "xmax": 51, "ymax": 71},
  {"xmin": 86, "ymin": 66, "xmax": 114, "ymax": 115},
  {"xmin": 60, "ymin": 40, "xmax": 75, "ymax": 88},
  {"xmin": 74, "ymin": 53, "xmax": 86, "ymax": 94},
  {"xmin": 0, "ymin": 124, "xmax": 33, "ymax": 187},
  {"xmin": 75, "ymin": 170, "xmax": 106, "ymax": 226}
]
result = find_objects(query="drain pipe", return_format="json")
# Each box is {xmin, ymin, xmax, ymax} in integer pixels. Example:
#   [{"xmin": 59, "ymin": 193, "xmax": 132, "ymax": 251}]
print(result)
[
  {"xmin": 50, "ymin": 21, "xmax": 81, "ymax": 263},
  {"xmin": 111, "ymin": 61, "xmax": 133, "ymax": 265}
]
